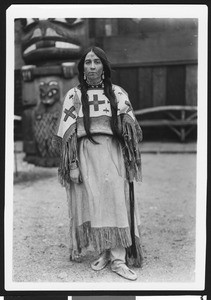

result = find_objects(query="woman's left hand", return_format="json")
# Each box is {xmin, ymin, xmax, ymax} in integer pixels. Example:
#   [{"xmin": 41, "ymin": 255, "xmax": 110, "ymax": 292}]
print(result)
[{"xmin": 70, "ymin": 168, "xmax": 82, "ymax": 184}]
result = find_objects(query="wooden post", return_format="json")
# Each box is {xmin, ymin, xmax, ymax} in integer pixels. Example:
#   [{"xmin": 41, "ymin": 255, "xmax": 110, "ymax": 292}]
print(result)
[{"xmin": 180, "ymin": 110, "xmax": 186, "ymax": 142}]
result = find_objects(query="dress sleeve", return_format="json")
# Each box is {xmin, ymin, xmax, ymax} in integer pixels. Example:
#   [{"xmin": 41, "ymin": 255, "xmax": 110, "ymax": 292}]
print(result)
[
  {"xmin": 52, "ymin": 88, "xmax": 79, "ymax": 185},
  {"xmin": 114, "ymin": 85, "xmax": 143, "ymax": 182}
]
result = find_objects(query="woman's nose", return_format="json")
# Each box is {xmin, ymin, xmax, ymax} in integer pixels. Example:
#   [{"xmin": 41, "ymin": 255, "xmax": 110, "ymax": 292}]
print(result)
[{"xmin": 90, "ymin": 62, "xmax": 96, "ymax": 69}]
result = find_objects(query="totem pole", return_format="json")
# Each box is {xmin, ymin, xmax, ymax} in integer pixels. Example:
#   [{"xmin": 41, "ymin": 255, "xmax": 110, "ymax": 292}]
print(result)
[{"xmin": 20, "ymin": 18, "xmax": 87, "ymax": 167}]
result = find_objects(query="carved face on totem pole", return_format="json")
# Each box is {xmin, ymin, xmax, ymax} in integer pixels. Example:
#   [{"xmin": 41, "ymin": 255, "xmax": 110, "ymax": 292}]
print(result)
[
  {"xmin": 32, "ymin": 79, "xmax": 61, "ymax": 114},
  {"xmin": 20, "ymin": 18, "xmax": 86, "ymax": 64},
  {"xmin": 39, "ymin": 80, "xmax": 60, "ymax": 106}
]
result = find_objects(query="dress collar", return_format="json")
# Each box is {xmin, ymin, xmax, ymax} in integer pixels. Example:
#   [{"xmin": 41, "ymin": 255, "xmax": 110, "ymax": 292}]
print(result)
[{"xmin": 86, "ymin": 80, "xmax": 104, "ymax": 89}]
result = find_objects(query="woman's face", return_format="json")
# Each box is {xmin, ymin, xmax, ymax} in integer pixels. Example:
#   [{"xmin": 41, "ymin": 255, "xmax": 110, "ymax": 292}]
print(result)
[{"xmin": 84, "ymin": 51, "xmax": 103, "ymax": 84}]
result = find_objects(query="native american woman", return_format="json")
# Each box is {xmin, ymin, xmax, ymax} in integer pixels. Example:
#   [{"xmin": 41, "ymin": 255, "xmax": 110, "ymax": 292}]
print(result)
[{"xmin": 53, "ymin": 47, "xmax": 143, "ymax": 280}]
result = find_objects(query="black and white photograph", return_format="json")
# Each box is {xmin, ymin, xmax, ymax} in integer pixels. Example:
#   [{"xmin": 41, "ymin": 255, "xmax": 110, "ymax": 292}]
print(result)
[{"xmin": 5, "ymin": 4, "xmax": 207, "ymax": 291}]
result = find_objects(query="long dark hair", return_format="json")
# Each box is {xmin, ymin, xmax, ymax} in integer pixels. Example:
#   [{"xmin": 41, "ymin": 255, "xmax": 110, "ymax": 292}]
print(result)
[{"xmin": 77, "ymin": 46, "xmax": 122, "ymax": 144}]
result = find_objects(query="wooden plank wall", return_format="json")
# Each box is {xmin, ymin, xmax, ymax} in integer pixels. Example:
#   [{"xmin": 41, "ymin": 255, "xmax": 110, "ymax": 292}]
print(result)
[
  {"xmin": 138, "ymin": 68, "xmax": 153, "ymax": 109},
  {"xmin": 104, "ymin": 29, "xmax": 197, "ymax": 66},
  {"xmin": 152, "ymin": 67, "xmax": 166, "ymax": 107},
  {"xmin": 166, "ymin": 65, "xmax": 186, "ymax": 106},
  {"xmin": 118, "ymin": 68, "xmax": 139, "ymax": 109},
  {"xmin": 185, "ymin": 64, "xmax": 198, "ymax": 106},
  {"xmin": 112, "ymin": 63, "xmax": 197, "ymax": 109}
]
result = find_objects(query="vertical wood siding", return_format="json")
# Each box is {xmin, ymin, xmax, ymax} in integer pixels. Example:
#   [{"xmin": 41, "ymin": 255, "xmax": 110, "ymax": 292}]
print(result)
[
  {"xmin": 112, "ymin": 63, "xmax": 197, "ymax": 109},
  {"xmin": 166, "ymin": 65, "xmax": 186, "ymax": 106},
  {"xmin": 152, "ymin": 67, "xmax": 167, "ymax": 107},
  {"xmin": 185, "ymin": 65, "xmax": 198, "ymax": 106}
]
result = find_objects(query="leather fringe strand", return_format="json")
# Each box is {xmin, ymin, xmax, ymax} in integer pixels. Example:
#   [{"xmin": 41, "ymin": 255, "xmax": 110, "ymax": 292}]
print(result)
[
  {"xmin": 52, "ymin": 132, "xmax": 79, "ymax": 186},
  {"xmin": 122, "ymin": 118, "xmax": 142, "ymax": 182}
]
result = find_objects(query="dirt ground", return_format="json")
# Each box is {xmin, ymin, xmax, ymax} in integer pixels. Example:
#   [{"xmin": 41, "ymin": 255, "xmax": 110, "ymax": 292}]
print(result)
[{"xmin": 12, "ymin": 149, "xmax": 196, "ymax": 283}]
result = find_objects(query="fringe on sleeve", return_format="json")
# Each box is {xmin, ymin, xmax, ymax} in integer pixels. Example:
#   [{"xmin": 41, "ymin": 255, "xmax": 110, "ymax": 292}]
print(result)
[
  {"xmin": 51, "ymin": 88, "xmax": 80, "ymax": 186},
  {"xmin": 122, "ymin": 116, "xmax": 143, "ymax": 182},
  {"xmin": 52, "ymin": 131, "xmax": 78, "ymax": 186}
]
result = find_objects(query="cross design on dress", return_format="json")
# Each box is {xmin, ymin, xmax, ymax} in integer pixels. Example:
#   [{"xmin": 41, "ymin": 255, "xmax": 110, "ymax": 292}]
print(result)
[
  {"xmin": 64, "ymin": 106, "xmax": 76, "ymax": 122},
  {"xmin": 125, "ymin": 101, "xmax": 132, "ymax": 113},
  {"xmin": 89, "ymin": 94, "xmax": 105, "ymax": 111},
  {"xmin": 103, "ymin": 108, "xmax": 110, "ymax": 113}
]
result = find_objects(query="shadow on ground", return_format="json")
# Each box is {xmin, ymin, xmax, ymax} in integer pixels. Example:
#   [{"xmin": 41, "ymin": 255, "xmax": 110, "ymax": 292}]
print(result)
[{"xmin": 14, "ymin": 170, "xmax": 57, "ymax": 184}]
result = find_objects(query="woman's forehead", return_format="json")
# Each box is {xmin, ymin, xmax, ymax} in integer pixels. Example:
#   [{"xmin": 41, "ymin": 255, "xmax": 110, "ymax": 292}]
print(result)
[{"xmin": 85, "ymin": 51, "xmax": 101, "ymax": 61}]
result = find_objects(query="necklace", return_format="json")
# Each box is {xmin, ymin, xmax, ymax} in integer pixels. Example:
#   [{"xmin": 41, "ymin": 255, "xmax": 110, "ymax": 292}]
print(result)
[{"xmin": 86, "ymin": 79, "xmax": 104, "ymax": 88}]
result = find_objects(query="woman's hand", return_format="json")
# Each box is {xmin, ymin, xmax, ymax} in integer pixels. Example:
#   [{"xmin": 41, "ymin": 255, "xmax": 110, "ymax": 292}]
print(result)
[{"xmin": 70, "ymin": 168, "xmax": 82, "ymax": 184}]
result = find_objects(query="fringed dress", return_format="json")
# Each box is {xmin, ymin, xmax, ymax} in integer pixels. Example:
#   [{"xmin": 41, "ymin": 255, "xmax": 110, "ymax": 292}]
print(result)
[{"xmin": 53, "ymin": 84, "xmax": 143, "ymax": 267}]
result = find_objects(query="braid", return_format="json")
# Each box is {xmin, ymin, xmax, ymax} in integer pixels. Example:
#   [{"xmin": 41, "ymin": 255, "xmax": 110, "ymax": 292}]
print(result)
[
  {"xmin": 104, "ymin": 78, "xmax": 124, "ymax": 143},
  {"xmin": 79, "ymin": 76, "xmax": 99, "ymax": 144}
]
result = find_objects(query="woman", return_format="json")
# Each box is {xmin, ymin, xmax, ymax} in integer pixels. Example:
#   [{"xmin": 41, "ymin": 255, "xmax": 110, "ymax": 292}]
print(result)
[{"xmin": 53, "ymin": 46, "xmax": 143, "ymax": 281}]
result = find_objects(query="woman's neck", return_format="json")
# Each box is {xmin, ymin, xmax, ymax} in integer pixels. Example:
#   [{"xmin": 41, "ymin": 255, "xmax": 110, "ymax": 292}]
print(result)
[{"xmin": 86, "ymin": 78, "xmax": 103, "ymax": 86}]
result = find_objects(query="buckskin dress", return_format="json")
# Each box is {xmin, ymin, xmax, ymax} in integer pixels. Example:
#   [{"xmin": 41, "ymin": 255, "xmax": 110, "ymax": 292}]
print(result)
[{"xmin": 53, "ymin": 84, "xmax": 143, "ymax": 267}]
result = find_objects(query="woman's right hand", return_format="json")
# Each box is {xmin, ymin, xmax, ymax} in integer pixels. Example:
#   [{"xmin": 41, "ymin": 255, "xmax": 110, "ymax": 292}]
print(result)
[{"xmin": 70, "ymin": 168, "xmax": 82, "ymax": 184}]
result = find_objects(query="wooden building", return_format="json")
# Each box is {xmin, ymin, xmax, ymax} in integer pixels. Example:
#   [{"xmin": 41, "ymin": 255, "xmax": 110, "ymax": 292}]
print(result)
[{"xmin": 89, "ymin": 18, "xmax": 198, "ymax": 110}]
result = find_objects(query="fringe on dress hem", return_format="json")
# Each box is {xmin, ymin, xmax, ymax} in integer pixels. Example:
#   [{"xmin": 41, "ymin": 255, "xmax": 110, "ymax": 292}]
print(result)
[{"xmin": 73, "ymin": 221, "xmax": 143, "ymax": 267}]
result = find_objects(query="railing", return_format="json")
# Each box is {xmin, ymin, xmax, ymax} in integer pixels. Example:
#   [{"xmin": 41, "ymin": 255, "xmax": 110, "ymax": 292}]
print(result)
[{"xmin": 134, "ymin": 105, "xmax": 197, "ymax": 142}]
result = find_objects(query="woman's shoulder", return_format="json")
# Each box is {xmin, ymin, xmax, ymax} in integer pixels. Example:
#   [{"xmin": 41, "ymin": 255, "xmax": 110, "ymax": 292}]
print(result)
[
  {"xmin": 63, "ymin": 85, "xmax": 81, "ymax": 101},
  {"xmin": 67, "ymin": 84, "xmax": 80, "ymax": 95},
  {"xmin": 112, "ymin": 84, "xmax": 128, "ymax": 97}
]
